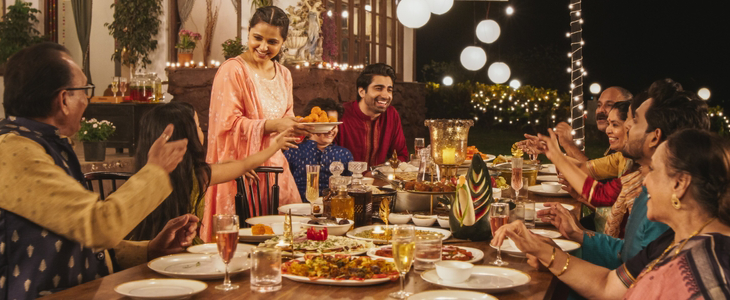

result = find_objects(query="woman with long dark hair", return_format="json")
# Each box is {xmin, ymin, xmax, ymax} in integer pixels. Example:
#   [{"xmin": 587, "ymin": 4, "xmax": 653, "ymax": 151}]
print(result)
[
  {"xmin": 204, "ymin": 6, "xmax": 313, "ymax": 241},
  {"xmin": 129, "ymin": 102, "xmax": 296, "ymax": 241}
]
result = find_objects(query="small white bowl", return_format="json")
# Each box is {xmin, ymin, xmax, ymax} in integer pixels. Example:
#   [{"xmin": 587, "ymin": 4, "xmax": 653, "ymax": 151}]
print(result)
[
  {"xmin": 361, "ymin": 177, "xmax": 375, "ymax": 186},
  {"xmin": 541, "ymin": 182, "xmax": 562, "ymax": 193},
  {"xmin": 412, "ymin": 215, "xmax": 437, "ymax": 227},
  {"xmin": 300, "ymin": 218, "xmax": 353, "ymax": 236},
  {"xmin": 435, "ymin": 261, "xmax": 474, "ymax": 283},
  {"xmin": 437, "ymin": 216, "xmax": 450, "ymax": 228},
  {"xmin": 388, "ymin": 213, "xmax": 412, "ymax": 224}
]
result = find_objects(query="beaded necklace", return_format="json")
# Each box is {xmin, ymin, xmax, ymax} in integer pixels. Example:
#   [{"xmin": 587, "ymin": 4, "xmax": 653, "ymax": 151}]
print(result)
[{"xmin": 631, "ymin": 217, "xmax": 716, "ymax": 288}]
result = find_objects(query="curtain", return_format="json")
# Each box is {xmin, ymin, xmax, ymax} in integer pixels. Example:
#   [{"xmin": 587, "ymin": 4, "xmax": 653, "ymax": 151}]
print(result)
[
  {"xmin": 178, "ymin": 0, "xmax": 195, "ymax": 27},
  {"xmin": 71, "ymin": 0, "xmax": 92, "ymax": 83}
]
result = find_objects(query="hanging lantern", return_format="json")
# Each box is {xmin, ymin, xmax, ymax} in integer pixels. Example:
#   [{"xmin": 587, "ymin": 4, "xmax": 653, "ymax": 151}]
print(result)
[
  {"xmin": 397, "ymin": 0, "xmax": 431, "ymax": 29},
  {"xmin": 509, "ymin": 79, "xmax": 521, "ymax": 89},
  {"xmin": 460, "ymin": 46, "xmax": 487, "ymax": 71},
  {"xmin": 476, "ymin": 19, "xmax": 500, "ymax": 44},
  {"xmin": 426, "ymin": 0, "xmax": 454, "ymax": 15},
  {"xmin": 488, "ymin": 62, "xmax": 511, "ymax": 84}
]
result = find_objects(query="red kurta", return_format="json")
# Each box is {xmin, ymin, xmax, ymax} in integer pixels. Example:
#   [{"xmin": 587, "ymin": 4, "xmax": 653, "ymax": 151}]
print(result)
[{"xmin": 335, "ymin": 101, "xmax": 409, "ymax": 167}]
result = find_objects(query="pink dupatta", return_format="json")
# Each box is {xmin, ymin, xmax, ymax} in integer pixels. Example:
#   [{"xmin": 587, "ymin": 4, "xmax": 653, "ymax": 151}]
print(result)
[{"xmin": 203, "ymin": 57, "xmax": 302, "ymax": 241}]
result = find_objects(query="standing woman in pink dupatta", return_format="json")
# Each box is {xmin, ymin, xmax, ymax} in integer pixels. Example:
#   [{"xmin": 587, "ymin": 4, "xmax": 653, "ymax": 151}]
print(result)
[{"xmin": 204, "ymin": 6, "xmax": 312, "ymax": 241}]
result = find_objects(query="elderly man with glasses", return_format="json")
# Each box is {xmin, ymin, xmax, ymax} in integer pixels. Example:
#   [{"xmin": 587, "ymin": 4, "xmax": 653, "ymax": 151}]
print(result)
[{"xmin": 0, "ymin": 43, "xmax": 194, "ymax": 299}]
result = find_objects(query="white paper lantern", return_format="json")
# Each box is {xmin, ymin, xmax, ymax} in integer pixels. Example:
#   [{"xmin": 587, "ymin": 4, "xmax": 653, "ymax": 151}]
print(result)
[
  {"xmin": 476, "ymin": 19, "xmax": 500, "ymax": 44},
  {"xmin": 442, "ymin": 76, "xmax": 454, "ymax": 86},
  {"xmin": 509, "ymin": 79, "xmax": 521, "ymax": 89},
  {"xmin": 460, "ymin": 46, "xmax": 487, "ymax": 71},
  {"xmin": 397, "ymin": 0, "xmax": 431, "ymax": 29},
  {"xmin": 698, "ymin": 87, "xmax": 711, "ymax": 100},
  {"xmin": 589, "ymin": 83, "xmax": 601, "ymax": 95},
  {"xmin": 427, "ymin": 0, "xmax": 454, "ymax": 15},
  {"xmin": 488, "ymin": 62, "xmax": 511, "ymax": 84}
]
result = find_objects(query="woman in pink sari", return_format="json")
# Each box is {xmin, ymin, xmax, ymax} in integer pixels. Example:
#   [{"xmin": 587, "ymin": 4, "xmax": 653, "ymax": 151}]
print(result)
[{"xmin": 203, "ymin": 6, "xmax": 312, "ymax": 241}]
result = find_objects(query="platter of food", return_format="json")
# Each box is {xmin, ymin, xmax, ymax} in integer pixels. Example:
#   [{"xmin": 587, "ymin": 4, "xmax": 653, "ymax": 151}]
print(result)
[
  {"xmin": 281, "ymin": 255, "xmax": 399, "ymax": 286},
  {"xmin": 367, "ymin": 245, "xmax": 484, "ymax": 264},
  {"xmin": 297, "ymin": 106, "xmax": 342, "ymax": 133},
  {"xmin": 346, "ymin": 225, "xmax": 451, "ymax": 244},
  {"xmin": 403, "ymin": 179, "xmax": 456, "ymax": 194},
  {"xmin": 238, "ymin": 225, "xmax": 277, "ymax": 243},
  {"xmin": 465, "ymin": 146, "xmax": 495, "ymax": 163},
  {"xmin": 258, "ymin": 233, "xmax": 375, "ymax": 256}
]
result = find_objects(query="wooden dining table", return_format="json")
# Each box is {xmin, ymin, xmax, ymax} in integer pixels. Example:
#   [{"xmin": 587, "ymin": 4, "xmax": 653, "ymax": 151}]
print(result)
[{"xmin": 46, "ymin": 188, "xmax": 580, "ymax": 300}]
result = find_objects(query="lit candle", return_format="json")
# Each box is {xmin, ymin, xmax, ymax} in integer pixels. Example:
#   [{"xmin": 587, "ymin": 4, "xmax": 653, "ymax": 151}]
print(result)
[
  {"xmin": 442, "ymin": 147, "xmax": 456, "ymax": 165},
  {"xmin": 295, "ymin": 65, "xmax": 301, "ymax": 69},
  {"xmin": 387, "ymin": 174, "xmax": 395, "ymax": 181},
  {"xmin": 215, "ymin": 61, "xmax": 221, "ymax": 67},
  {"xmin": 176, "ymin": 62, "xmax": 181, "ymax": 68},
  {"xmin": 304, "ymin": 62, "xmax": 310, "ymax": 67},
  {"xmin": 184, "ymin": 62, "xmax": 189, "ymax": 68},
  {"xmin": 372, "ymin": 226, "xmax": 384, "ymax": 234},
  {"xmin": 198, "ymin": 61, "xmax": 204, "ymax": 67},
  {"xmin": 190, "ymin": 60, "xmax": 195, "ymax": 66},
  {"xmin": 165, "ymin": 62, "xmax": 170, "ymax": 67},
  {"xmin": 210, "ymin": 60, "xmax": 215, "ymax": 66}
]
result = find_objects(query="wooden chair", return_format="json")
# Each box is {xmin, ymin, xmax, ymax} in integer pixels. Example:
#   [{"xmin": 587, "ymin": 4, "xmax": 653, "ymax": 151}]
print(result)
[
  {"xmin": 235, "ymin": 166, "xmax": 284, "ymax": 226},
  {"xmin": 84, "ymin": 172, "xmax": 132, "ymax": 200}
]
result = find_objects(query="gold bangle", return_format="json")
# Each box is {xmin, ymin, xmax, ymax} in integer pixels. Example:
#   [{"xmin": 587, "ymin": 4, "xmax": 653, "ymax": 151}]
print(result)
[
  {"xmin": 544, "ymin": 247, "xmax": 556, "ymax": 269},
  {"xmin": 556, "ymin": 252, "xmax": 570, "ymax": 276}
]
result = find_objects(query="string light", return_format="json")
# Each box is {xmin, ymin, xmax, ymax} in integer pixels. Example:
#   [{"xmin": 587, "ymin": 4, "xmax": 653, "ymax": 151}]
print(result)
[{"xmin": 568, "ymin": 0, "xmax": 586, "ymax": 151}]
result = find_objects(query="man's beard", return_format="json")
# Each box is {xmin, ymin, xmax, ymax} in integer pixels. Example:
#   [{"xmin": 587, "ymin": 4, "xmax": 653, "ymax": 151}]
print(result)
[{"xmin": 621, "ymin": 135, "xmax": 645, "ymax": 160}]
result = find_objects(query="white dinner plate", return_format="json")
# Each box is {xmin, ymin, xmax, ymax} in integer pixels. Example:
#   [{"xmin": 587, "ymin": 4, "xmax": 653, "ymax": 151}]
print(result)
[
  {"xmin": 278, "ymin": 203, "xmax": 314, "ymax": 215},
  {"xmin": 187, "ymin": 243, "xmax": 255, "ymax": 255},
  {"xmin": 536, "ymin": 175, "xmax": 559, "ymax": 182},
  {"xmin": 529, "ymin": 229, "xmax": 562, "ymax": 239},
  {"xmin": 245, "ymin": 215, "xmax": 311, "ymax": 226},
  {"xmin": 366, "ymin": 245, "xmax": 484, "ymax": 264},
  {"xmin": 491, "ymin": 239, "xmax": 581, "ymax": 257},
  {"xmin": 539, "ymin": 164, "xmax": 558, "ymax": 174},
  {"xmin": 238, "ymin": 228, "xmax": 277, "ymax": 243},
  {"xmin": 148, "ymin": 253, "xmax": 250, "ymax": 280},
  {"xmin": 421, "ymin": 266, "xmax": 531, "ymax": 293},
  {"xmin": 464, "ymin": 154, "xmax": 496, "ymax": 165},
  {"xmin": 346, "ymin": 225, "xmax": 451, "ymax": 243},
  {"xmin": 115, "ymin": 279, "xmax": 207, "ymax": 299},
  {"xmin": 527, "ymin": 185, "xmax": 570, "ymax": 197},
  {"xmin": 408, "ymin": 290, "xmax": 497, "ymax": 300},
  {"xmin": 299, "ymin": 122, "xmax": 343, "ymax": 133},
  {"xmin": 535, "ymin": 202, "xmax": 575, "ymax": 211}
]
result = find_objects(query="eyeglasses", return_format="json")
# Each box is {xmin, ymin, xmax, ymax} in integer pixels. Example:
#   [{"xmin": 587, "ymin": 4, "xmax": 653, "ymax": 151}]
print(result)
[{"xmin": 65, "ymin": 84, "xmax": 95, "ymax": 101}]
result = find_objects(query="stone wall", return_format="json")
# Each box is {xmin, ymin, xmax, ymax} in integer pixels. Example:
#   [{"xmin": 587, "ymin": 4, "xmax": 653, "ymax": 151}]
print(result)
[{"xmin": 167, "ymin": 66, "xmax": 427, "ymax": 152}]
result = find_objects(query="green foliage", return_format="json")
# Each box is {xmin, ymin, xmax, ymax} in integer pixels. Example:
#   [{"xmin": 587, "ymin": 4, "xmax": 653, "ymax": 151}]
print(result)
[
  {"xmin": 175, "ymin": 29, "xmax": 202, "ymax": 50},
  {"xmin": 104, "ymin": 0, "xmax": 163, "ymax": 69},
  {"xmin": 251, "ymin": 0, "xmax": 273, "ymax": 10},
  {"xmin": 709, "ymin": 105, "xmax": 729, "ymax": 137},
  {"xmin": 221, "ymin": 37, "xmax": 246, "ymax": 58},
  {"xmin": 77, "ymin": 118, "xmax": 116, "ymax": 142},
  {"xmin": 0, "ymin": 0, "xmax": 45, "ymax": 64}
]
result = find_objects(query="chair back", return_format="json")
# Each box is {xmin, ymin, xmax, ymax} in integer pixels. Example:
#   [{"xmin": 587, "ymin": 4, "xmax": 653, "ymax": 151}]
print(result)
[
  {"xmin": 84, "ymin": 172, "xmax": 132, "ymax": 200},
  {"xmin": 235, "ymin": 166, "xmax": 284, "ymax": 226}
]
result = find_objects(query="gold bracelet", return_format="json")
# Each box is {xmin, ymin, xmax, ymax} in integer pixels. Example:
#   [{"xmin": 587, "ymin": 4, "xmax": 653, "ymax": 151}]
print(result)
[
  {"xmin": 556, "ymin": 252, "xmax": 570, "ymax": 276},
  {"xmin": 544, "ymin": 247, "xmax": 556, "ymax": 269}
]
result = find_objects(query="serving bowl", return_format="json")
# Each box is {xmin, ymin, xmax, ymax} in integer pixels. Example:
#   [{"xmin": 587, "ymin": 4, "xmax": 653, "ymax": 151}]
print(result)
[
  {"xmin": 437, "ymin": 216, "xmax": 450, "ymax": 228},
  {"xmin": 300, "ymin": 218, "xmax": 353, "ymax": 236},
  {"xmin": 541, "ymin": 182, "xmax": 562, "ymax": 193},
  {"xmin": 388, "ymin": 213, "xmax": 412, "ymax": 224},
  {"xmin": 412, "ymin": 215, "xmax": 437, "ymax": 227},
  {"xmin": 435, "ymin": 261, "xmax": 474, "ymax": 283}
]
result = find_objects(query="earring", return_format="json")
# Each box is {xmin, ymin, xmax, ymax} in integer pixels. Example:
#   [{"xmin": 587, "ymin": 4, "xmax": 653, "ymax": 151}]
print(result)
[{"xmin": 671, "ymin": 193, "xmax": 681, "ymax": 210}]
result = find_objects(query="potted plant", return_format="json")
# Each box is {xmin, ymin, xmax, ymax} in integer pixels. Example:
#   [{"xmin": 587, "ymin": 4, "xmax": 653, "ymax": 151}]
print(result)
[
  {"xmin": 78, "ymin": 118, "xmax": 116, "ymax": 162},
  {"xmin": 0, "ymin": 0, "xmax": 45, "ymax": 73},
  {"xmin": 104, "ymin": 0, "xmax": 163, "ymax": 78},
  {"xmin": 222, "ymin": 37, "xmax": 246, "ymax": 60},
  {"xmin": 176, "ymin": 29, "xmax": 202, "ymax": 64}
]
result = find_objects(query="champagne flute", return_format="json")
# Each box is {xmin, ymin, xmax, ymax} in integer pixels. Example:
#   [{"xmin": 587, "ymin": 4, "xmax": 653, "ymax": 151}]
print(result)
[
  {"xmin": 306, "ymin": 164, "xmax": 320, "ymax": 203},
  {"xmin": 511, "ymin": 157, "xmax": 524, "ymax": 200},
  {"xmin": 111, "ymin": 76, "xmax": 119, "ymax": 100},
  {"xmin": 414, "ymin": 138, "xmax": 425, "ymax": 160},
  {"xmin": 215, "ymin": 215, "xmax": 240, "ymax": 291},
  {"xmin": 389, "ymin": 224, "xmax": 415, "ymax": 300},
  {"xmin": 489, "ymin": 202, "xmax": 510, "ymax": 266}
]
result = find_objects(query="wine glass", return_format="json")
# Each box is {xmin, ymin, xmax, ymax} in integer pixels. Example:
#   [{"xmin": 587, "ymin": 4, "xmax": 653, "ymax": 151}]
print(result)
[
  {"xmin": 511, "ymin": 157, "xmax": 524, "ymax": 201},
  {"xmin": 119, "ymin": 77, "xmax": 128, "ymax": 98},
  {"xmin": 111, "ymin": 77, "xmax": 119, "ymax": 100},
  {"xmin": 489, "ymin": 202, "xmax": 510, "ymax": 266},
  {"xmin": 389, "ymin": 224, "xmax": 415, "ymax": 299},
  {"xmin": 306, "ymin": 164, "xmax": 320, "ymax": 203},
  {"xmin": 215, "ymin": 215, "xmax": 240, "ymax": 291},
  {"xmin": 414, "ymin": 138, "xmax": 425, "ymax": 160}
]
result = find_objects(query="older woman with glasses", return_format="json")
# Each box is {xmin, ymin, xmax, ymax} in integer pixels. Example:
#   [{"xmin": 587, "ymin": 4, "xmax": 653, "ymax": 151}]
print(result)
[{"xmin": 492, "ymin": 129, "xmax": 730, "ymax": 299}]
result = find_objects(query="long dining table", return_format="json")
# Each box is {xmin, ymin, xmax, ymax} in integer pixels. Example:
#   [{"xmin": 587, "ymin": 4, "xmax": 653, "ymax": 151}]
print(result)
[{"xmin": 45, "ymin": 187, "xmax": 580, "ymax": 300}]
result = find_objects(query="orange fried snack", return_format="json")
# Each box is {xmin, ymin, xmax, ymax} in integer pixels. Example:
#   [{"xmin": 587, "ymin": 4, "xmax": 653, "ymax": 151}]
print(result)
[
  {"xmin": 251, "ymin": 224, "xmax": 274, "ymax": 235},
  {"xmin": 311, "ymin": 106, "xmax": 322, "ymax": 114},
  {"xmin": 329, "ymin": 116, "xmax": 338, "ymax": 122}
]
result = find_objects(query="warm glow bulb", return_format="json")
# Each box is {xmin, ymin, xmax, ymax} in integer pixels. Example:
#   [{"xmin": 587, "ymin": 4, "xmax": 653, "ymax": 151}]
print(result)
[
  {"xmin": 506, "ymin": 6, "xmax": 514, "ymax": 15},
  {"xmin": 698, "ymin": 88, "xmax": 711, "ymax": 100},
  {"xmin": 509, "ymin": 79, "xmax": 521, "ymax": 89},
  {"xmin": 397, "ymin": 0, "xmax": 431, "ymax": 28},
  {"xmin": 442, "ymin": 76, "xmax": 454, "ymax": 86},
  {"xmin": 589, "ymin": 83, "xmax": 601, "ymax": 95}
]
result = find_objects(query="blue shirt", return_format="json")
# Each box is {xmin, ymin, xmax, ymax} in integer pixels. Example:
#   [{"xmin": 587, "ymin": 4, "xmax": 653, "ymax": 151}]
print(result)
[
  {"xmin": 581, "ymin": 187, "xmax": 670, "ymax": 269},
  {"xmin": 284, "ymin": 140, "xmax": 354, "ymax": 202}
]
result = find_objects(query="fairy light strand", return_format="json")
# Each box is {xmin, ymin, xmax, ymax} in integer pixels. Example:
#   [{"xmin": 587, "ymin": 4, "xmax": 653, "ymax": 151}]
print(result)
[{"xmin": 568, "ymin": 0, "xmax": 585, "ymax": 150}]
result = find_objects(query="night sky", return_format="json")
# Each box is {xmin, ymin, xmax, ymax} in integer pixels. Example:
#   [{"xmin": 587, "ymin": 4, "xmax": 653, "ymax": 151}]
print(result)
[{"xmin": 416, "ymin": 0, "xmax": 730, "ymax": 110}]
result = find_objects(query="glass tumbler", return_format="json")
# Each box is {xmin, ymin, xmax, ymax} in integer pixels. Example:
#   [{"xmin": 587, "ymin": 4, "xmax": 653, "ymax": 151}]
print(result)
[
  {"xmin": 414, "ymin": 233, "xmax": 442, "ymax": 271},
  {"xmin": 250, "ymin": 247, "xmax": 282, "ymax": 293}
]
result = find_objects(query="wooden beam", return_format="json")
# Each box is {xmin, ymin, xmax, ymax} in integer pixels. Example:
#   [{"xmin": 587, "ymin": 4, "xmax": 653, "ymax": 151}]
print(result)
[
  {"xmin": 169, "ymin": 0, "xmax": 180, "ymax": 62},
  {"xmin": 397, "ymin": 21, "xmax": 404, "ymax": 79},
  {"xmin": 348, "ymin": 0, "xmax": 355, "ymax": 65},
  {"xmin": 358, "ymin": 0, "xmax": 366, "ymax": 64},
  {"xmin": 390, "ymin": 0, "xmax": 396, "ymax": 67},
  {"xmin": 335, "ymin": 0, "xmax": 342, "ymax": 62},
  {"xmin": 370, "ymin": 0, "xmax": 376, "ymax": 63},
  {"xmin": 378, "ymin": 0, "xmax": 386, "ymax": 63}
]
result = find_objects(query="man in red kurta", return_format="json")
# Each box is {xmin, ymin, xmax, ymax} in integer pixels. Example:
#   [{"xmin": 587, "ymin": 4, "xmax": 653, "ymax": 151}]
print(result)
[{"xmin": 335, "ymin": 63, "xmax": 409, "ymax": 167}]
